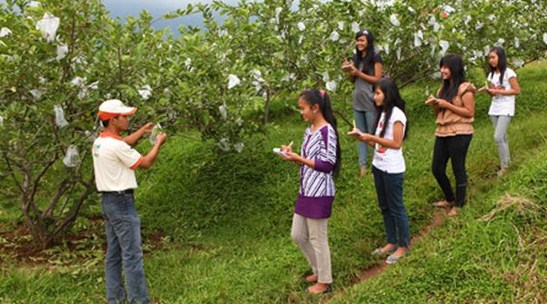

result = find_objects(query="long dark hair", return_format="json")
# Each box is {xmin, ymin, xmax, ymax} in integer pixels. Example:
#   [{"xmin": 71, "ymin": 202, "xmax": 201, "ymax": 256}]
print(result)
[
  {"xmin": 488, "ymin": 46, "xmax": 507, "ymax": 86},
  {"xmin": 373, "ymin": 78, "xmax": 408, "ymax": 140},
  {"xmin": 352, "ymin": 29, "xmax": 376, "ymax": 75},
  {"xmin": 299, "ymin": 89, "xmax": 341, "ymax": 177},
  {"xmin": 439, "ymin": 54, "xmax": 466, "ymax": 102}
]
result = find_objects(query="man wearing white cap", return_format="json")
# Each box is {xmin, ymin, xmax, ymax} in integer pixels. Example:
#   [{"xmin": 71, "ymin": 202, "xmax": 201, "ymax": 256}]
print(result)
[{"xmin": 92, "ymin": 99, "xmax": 166, "ymax": 304}]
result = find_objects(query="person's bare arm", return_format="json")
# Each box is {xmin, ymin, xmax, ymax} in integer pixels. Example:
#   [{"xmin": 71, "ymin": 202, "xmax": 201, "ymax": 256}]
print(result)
[{"xmin": 138, "ymin": 133, "xmax": 167, "ymax": 169}]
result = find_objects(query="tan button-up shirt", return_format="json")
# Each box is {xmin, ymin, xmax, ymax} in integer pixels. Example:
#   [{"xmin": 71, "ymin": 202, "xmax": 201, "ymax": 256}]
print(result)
[{"xmin": 435, "ymin": 82, "xmax": 476, "ymax": 137}]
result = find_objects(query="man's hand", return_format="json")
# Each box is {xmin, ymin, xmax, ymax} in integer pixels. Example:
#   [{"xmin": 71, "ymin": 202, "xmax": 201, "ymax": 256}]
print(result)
[
  {"xmin": 155, "ymin": 132, "xmax": 167, "ymax": 146},
  {"xmin": 141, "ymin": 122, "xmax": 155, "ymax": 134}
]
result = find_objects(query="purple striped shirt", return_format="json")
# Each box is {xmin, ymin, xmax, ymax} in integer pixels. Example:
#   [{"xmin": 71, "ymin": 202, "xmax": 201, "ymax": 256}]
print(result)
[{"xmin": 294, "ymin": 124, "xmax": 337, "ymax": 219}]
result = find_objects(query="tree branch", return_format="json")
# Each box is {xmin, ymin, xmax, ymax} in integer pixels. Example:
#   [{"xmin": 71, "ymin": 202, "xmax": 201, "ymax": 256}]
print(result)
[
  {"xmin": 42, "ymin": 179, "xmax": 72, "ymax": 219},
  {"xmin": 53, "ymin": 177, "xmax": 94, "ymax": 238},
  {"xmin": 2, "ymin": 151, "xmax": 23, "ymax": 193},
  {"xmin": 399, "ymin": 66, "xmax": 435, "ymax": 89}
]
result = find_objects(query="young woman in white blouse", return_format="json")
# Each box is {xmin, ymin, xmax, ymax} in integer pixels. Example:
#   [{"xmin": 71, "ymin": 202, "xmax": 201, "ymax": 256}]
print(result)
[
  {"xmin": 348, "ymin": 78, "xmax": 410, "ymax": 264},
  {"xmin": 480, "ymin": 47, "xmax": 520, "ymax": 176}
]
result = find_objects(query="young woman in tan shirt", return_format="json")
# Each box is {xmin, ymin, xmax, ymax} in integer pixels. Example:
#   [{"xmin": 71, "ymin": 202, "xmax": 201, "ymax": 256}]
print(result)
[{"xmin": 426, "ymin": 54, "xmax": 476, "ymax": 216}]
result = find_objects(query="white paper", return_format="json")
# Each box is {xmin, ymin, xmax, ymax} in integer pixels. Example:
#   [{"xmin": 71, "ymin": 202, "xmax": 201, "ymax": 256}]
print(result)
[
  {"xmin": 495, "ymin": 38, "xmax": 505, "ymax": 47},
  {"xmin": 70, "ymin": 76, "xmax": 85, "ymax": 87},
  {"xmin": 329, "ymin": 30, "xmax": 339, "ymax": 42},
  {"xmin": 389, "ymin": 14, "xmax": 400, "ymax": 27},
  {"xmin": 443, "ymin": 5, "xmax": 456, "ymax": 13},
  {"xmin": 234, "ymin": 142, "xmax": 244, "ymax": 153},
  {"xmin": 138, "ymin": 85, "xmax": 152, "ymax": 100},
  {"xmin": 272, "ymin": 147, "xmax": 287, "ymax": 157},
  {"xmin": 219, "ymin": 104, "xmax": 227, "ymax": 120},
  {"xmin": 63, "ymin": 145, "xmax": 80, "ymax": 167},
  {"xmin": 227, "ymin": 74, "xmax": 240, "ymax": 89},
  {"xmin": 0, "ymin": 27, "xmax": 12, "ymax": 37},
  {"xmin": 54, "ymin": 104, "xmax": 69, "ymax": 127},
  {"xmin": 439, "ymin": 40, "xmax": 449, "ymax": 55},
  {"xmin": 218, "ymin": 138, "xmax": 230, "ymax": 152},
  {"xmin": 149, "ymin": 123, "xmax": 162, "ymax": 145},
  {"xmin": 30, "ymin": 89, "xmax": 43, "ymax": 101},
  {"xmin": 56, "ymin": 44, "xmax": 68, "ymax": 60},
  {"xmin": 351, "ymin": 22, "xmax": 360, "ymax": 33},
  {"xmin": 36, "ymin": 12, "xmax": 60, "ymax": 43},
  {"xmin": 326, "ymin": 80, "xmax": 337, "ymax": 92},
  {"xmin": 512, "ymin": 58, "xmax": 524, "ymax": 68}
]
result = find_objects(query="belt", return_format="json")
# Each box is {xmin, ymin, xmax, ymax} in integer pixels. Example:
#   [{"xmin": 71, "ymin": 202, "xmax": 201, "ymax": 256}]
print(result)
[{"xmin": 100, "ymin": 189, "xmax": 134, "ymax": 195}]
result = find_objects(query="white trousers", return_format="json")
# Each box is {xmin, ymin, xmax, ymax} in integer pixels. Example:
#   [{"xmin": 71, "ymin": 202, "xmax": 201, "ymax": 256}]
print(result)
[{"xmin": 291, "ymin": 213, "xmax": 332, "ymax": 284}]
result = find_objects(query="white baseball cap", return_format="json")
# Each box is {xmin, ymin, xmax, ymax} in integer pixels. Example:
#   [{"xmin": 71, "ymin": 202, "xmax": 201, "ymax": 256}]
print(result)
[{"xmin": 98, "ymin": 99, "xmax": 137, "ymax": 120}]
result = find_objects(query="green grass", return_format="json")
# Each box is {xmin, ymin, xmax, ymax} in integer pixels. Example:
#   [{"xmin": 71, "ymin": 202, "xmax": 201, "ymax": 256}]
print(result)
[{"xmin": 0, "ymin": 62, "xmax": 545, "ymax": 303}]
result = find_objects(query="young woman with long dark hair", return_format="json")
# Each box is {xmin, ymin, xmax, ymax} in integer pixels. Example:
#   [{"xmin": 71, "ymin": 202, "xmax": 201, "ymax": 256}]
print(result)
[
  {"xmin": 279, "ymin": 89, "xmax": 341, "ymax": 294},
  {"xmin": 349, "ymin": 78, "xmax": 410, "ymax": 264},
  {"xmin": 342, "ymin": 29, "xmax": 383, "ymax": 176},
  {"xmin": 426, "ymin": 54, "xmax": 476, "ymax": 216},
  {"xmin": 479, "ymin": 47, "xmax": 520, "ymax": 176}
]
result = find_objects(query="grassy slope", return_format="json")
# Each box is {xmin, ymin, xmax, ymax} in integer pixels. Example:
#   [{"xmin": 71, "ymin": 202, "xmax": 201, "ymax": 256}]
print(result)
[
  {"xmin": 0, "ymin": 62, "xmax": 545, "ymax": 303},
  {"xmin": 330, "ymin": 62, "xmax": 547, "ymax": 304}
]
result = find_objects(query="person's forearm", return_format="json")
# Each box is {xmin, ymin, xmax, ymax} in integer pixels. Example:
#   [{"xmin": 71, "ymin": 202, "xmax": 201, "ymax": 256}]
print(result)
[
  {"xmin": 444, "ymin": 103, "xmax": 473, "ymax": 118},
  {"xmin": 295, "ymin": 155, "xmax": 315, "ymax": 169},
  {"xmin": 367, "ymin": 135, "xmax": 401, "ymax": 149},
  {"xmin": 354, "ymin": 70, "xmax": 380, "ymax": 83},
  {"xmin": 123, "ymin": 128, "xmax": 146, "ymax": 146},
  {"xmin": 139, "ymin": 143, "xmax": 161, "ymax": 169},
  {"xmin": 496, "ymin": 89, "xmax": 519, "ymax": 96}
]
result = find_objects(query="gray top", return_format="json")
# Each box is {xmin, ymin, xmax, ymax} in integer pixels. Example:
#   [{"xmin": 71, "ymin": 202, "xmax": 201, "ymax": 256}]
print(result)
[{"xmin": 352, "ymin": 53, "xmax": 382, "ymax": 112}]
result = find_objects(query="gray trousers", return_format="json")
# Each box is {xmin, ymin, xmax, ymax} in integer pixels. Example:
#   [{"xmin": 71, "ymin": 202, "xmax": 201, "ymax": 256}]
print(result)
[
  {"xmin": 291, "ymin": 213, "xmax": 332, "ymax": 284},
  {"xmin": 491, "ymin": 115, "xmax": 512, "ymax": 169}
]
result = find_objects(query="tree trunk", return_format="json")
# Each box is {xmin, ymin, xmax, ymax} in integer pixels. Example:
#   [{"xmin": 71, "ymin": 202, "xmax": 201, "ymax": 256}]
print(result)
[
  {"xmin": 263, "ymin": 89, "xmax": 271, "ymax": 125},
  {"xmin": 20, "ymin": 178, "xmax": 95, "ymax": 250}
]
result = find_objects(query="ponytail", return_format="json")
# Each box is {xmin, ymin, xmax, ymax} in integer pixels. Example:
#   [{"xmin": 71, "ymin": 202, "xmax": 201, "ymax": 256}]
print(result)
[{"xmin": 299, "ymin": 89, "xmax": 342, "ymax": 177}]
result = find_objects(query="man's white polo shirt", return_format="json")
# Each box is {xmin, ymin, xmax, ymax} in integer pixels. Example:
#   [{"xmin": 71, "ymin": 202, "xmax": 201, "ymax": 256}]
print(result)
[{"xmin": 92, "ymin": 132, "xmax": 143, "ymax": 192}]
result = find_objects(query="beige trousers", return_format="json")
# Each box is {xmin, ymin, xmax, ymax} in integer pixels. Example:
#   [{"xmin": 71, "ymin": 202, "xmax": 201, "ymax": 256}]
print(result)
[{"xmin": 291, "ymin": 213, "xmax": 332, "ymax": 284}]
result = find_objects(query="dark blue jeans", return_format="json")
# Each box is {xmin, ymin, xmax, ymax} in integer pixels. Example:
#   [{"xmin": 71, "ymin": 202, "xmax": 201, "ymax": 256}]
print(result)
[
  {"xmin": 372, "ymin": 166, "xmax": 410, "ymax": 247},
  {"xmin": 431, "ymin": 135, "xmax": 472, "ymax": 207},
  {"xmin": 101, "ymin": 192, "xmax": 149, "ymax": 304}
]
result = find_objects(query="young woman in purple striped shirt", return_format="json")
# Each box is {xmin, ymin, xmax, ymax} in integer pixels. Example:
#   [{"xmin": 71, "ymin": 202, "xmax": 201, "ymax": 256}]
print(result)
[
  {"xmin": 280, "ymin": 89, "xmax": 341, "ymax": 294},
  {"xmin": 349, "ymin": 78, "xmax": 410, "ymax": 264}
]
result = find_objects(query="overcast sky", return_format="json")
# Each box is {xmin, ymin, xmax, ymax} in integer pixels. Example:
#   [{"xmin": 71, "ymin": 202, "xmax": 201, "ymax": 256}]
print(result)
[
  {"xmin": 102, "ymin": 0, "xmax": 243, "ymax": 32},
  {"xmin": 0, "ymin": 0, "xmax": 263, "ymax": 34},
  {"xmin": 103, "ymin": 0, "xmax": 221, "ymax": 18}
]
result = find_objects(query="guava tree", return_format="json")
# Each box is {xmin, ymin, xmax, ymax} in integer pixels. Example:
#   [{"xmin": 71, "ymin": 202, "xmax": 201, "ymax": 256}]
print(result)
[
  {"xmin": 0, "ymin": 0, "xmax": 109, "ymax": 249},
  {"xmin": 0, "ymin": 0, "xmax": 180, "ymax": 249}
]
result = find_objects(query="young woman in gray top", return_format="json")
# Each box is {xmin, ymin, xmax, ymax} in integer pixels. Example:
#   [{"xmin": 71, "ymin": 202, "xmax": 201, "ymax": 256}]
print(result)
[{"xmin": 343, "ymin": 29, "xmax": 383, "ymax": 176}]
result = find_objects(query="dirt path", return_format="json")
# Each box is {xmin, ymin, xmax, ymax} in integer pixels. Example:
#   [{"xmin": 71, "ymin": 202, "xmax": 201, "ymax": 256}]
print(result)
[{"xmin": 326, "ymin": 210, "xmax": 447, "ymax": 301}]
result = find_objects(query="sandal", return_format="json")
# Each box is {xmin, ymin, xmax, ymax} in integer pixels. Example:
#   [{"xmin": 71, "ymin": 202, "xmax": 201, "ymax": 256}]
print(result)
[
  {"xmin": 447, "ymin": 207, "xmax": 459, "ymax": 216},
  {"xmin": 308, "ymin": 283, "xmax": 332, "ymax": 294},
  {"xmin": 432, "ymin": 200, "xmax": 454, "ymax": 208},
  {"xmin": 304, "ymin": 274, "xmax": 318, "ymax": 283},
  {"xmin": 386, "ymin": 247, "xmax": 409, "ymax": 265},
  {"xmin": 371, "ymin": 246, "xmax": 396, "ymax": 256}
]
